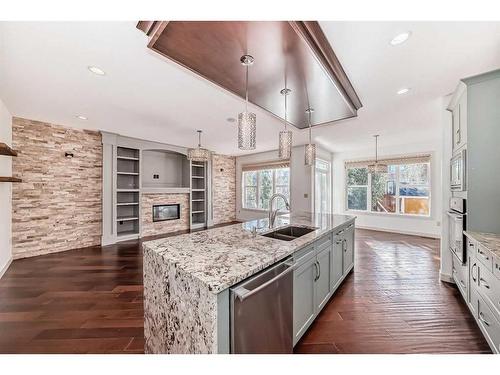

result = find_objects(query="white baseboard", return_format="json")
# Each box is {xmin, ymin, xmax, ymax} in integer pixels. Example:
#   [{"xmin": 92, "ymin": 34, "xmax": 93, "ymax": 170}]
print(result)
[
  {"xmin": 0, "ymin": 257, "xmax": 13, "ymax": 280},
  {"xmin": 356, "ymin": 225, "xmax": 440, "ymax": 239}
]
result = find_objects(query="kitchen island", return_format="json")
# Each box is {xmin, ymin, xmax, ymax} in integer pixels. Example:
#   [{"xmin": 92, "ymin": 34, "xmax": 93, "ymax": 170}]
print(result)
[{"xmin": 143, "ymin": 212, "xmax": 355, "ymax": 354}]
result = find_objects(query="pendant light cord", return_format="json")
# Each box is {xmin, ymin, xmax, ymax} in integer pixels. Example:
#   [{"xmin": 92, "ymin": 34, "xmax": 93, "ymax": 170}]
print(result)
[
  {"xmin": 284, "ymin": 89, "xmax": 288, "ymax": 130},
  {"xmin": 245, "ymin": 65, "xmax": 249, "ymax": 113},
  {"xmin": 308, "ymin": 111, "xmax": 312, "ymax": 143},
  {"xmin": 198, "ymin": 130, "xmax": 202, "ymax": 148}
]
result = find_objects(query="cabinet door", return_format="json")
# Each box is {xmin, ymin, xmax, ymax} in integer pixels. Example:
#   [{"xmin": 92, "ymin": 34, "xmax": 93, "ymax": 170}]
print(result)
[
  {"xmin": 343, "ymin": 225, "xmax": 355, "ymax": 274},
  {"xmin": 452, "ymin": 106, "xmax": 461, "ymax": 151},
  {"xmin": 331, "ymin": 235, "xmax": 344, "ymax": 292},
  {"xmin": 315, "ymin": 246, "xmax": 331, "ymax": 312},
  {"xmin": 458, "ymin": 93, "xmax": 467, "ymax": 148},
  {"xmin": 293, "ymin": 255, "xmax": 316, "ymax": 345}
]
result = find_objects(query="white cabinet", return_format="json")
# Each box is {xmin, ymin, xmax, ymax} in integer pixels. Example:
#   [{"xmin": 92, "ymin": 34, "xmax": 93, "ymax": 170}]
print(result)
[{"xmin": 331, "ymin": 235, "xmax": 344, "ymax": 291}]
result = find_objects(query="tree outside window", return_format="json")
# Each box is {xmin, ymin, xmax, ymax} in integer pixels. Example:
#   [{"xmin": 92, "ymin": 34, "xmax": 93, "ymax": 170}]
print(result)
[
  {"xmin": 346, "ymin": 162, "xmax": 430, "ymax": 216},
  {"xmin": 242, "ymin": 167, "xmax": 290, "ymax": 211}
]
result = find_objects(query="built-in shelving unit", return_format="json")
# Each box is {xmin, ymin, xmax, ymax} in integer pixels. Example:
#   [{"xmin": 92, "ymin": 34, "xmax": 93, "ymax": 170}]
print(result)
[
  {"xmin": 0, "ymin": 142, "xmax": 22, "ymax": 183},
  {"xmin": 190, "ymin": 161, "xmax": 207, "ymax": 229},
  {"xmin": 0, "ymin": 142, "xmax": 18, "ymax": 157},
  {"xmin": 116, "ymin": 147, "xmax": 140, "ymax": 238}
]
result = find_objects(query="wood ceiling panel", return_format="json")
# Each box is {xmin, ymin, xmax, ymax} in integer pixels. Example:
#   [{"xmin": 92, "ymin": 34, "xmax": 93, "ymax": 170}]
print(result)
[{"xmin": 138, "ymin": 21, "xmax": 362, "ymax": 129}]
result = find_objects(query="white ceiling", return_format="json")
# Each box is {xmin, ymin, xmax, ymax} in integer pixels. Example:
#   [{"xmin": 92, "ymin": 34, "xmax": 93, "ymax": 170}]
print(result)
[{"xmin": 0, "ymin": 21, "xmax": 499, "ymax": 155}]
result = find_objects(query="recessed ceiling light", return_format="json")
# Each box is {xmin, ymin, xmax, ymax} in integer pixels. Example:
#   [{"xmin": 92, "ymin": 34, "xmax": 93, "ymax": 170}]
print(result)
[
  {"xmin": 87, "ymin": 66, "xmax": 106, "ymax": 76},
  {"xmin": 390, "ymin": 32, "xmax": 411, "ymax": 46},
  {"xmin": 397, "ymin": 88, "xmax": 411, "ymax": 95},
  {"xmin": 76, "ymin": 115, "xmax": 88, "ymax": 120}
]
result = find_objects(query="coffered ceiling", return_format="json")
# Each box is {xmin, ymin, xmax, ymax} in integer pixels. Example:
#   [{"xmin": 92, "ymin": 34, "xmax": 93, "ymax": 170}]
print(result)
[{"xmin": 0, "ymin": 21, "xmax": 499, "ymax": 155}]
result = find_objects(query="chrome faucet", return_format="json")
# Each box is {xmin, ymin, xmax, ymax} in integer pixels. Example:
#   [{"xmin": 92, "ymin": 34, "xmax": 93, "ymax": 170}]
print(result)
[{"xmin": 268, "ymin": 193, "xmax": 290, "ymax": 228}]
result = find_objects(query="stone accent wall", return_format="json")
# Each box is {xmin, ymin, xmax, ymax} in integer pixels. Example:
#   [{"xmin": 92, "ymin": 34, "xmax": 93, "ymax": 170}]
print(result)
[
  {"xmin": 11, "ymin": 117, "xmax": 102, "ymax": 259},
  {"xmin": 212, "ymin": 154, "xmax": 236, "ymax": 225},
  {"xmin": 141, "ymin": 193, "xmax": 190, "ymax": 237}
]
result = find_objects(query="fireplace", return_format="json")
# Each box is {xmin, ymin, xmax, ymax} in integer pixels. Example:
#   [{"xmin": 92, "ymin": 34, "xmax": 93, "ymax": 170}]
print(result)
[{"xmin": 152, "ymin": 204, "xmax": 180, "ymax": 222}]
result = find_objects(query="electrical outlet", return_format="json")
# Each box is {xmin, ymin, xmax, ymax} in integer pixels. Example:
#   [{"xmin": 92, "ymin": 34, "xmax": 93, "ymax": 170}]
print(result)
[{"xmin": 304, "ymin": 193, "xmax": 308, "ymax": 198}]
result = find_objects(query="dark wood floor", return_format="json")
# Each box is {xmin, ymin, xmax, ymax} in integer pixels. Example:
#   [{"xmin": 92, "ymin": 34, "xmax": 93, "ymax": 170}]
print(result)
[{"xmin": 0, "ymin": 228, "xmax": 490, "ymax": 354}]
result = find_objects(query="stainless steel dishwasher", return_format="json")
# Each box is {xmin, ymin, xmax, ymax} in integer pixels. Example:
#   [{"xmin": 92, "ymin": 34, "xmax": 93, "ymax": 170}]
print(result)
[{"xmin": 230, "ymin": 257, "xmax": 294, "ymax": 354}]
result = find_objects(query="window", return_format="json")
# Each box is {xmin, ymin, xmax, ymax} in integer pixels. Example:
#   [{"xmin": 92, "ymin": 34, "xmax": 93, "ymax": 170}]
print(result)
[
  {"xmin": 315, "ymin": 159, "xmax": 331, "ymax": 215},
  {"xmin": 242, "ymin": 166, "xmax": 290, "ymax": 211},
  {"xmin": 345, "ymin": 157, "xmax": 431, "ymax": 216}
]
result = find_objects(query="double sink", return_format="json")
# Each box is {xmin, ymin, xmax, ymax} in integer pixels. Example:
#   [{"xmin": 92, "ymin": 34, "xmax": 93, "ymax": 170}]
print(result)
[{"xmin": 261, "ymin": 225, "xmax": 316, "ymax": 241}]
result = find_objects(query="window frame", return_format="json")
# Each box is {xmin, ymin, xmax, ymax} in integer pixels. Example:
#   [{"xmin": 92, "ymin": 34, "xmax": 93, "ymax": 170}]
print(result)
[
  {"xmin": 345, "ymin": 161, "xmax": 431, "ymax": 218},
  {"xmin": 241, "ymin": 167, "xmax": 291, "ymax": 211},
  {"xmin": 314, "ymin": 158, "xmax": 332, "ymax": 215}
]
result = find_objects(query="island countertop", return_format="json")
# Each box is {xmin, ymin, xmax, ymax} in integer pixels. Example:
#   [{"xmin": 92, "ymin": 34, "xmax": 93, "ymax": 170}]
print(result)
[
  {"xmin": 142, "ymin": 212, "xmax": 355, "ymax": 294},
  {"xmin": 464, "ymin": 230, "xmax": 500, "ymax": 262}
]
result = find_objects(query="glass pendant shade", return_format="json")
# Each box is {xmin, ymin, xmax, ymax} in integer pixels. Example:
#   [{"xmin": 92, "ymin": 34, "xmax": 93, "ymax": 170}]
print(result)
[
  {"xmin": 278, "ymin": 130, "xmax": 292, "ymax": 159},
  {"xmin": 367, "ymin": 162, "xmax": 388, "ymax": 174},
  {"xmin": 304, "ymin": 107, "xmax": 316, "ymax": 166},
  {"xmin": 238, "ymin": 54, "xmax": 256, "ymax": 150},
  {"xmin": 238, "ymin": 111, "xmax": 256, "ymax": 150},
  {"xmin": 367, "ymin": 135, "xmax": 387, "ymax": 174},
  {"xmin": 305, "ymin": 143, "xmax": 316, "ymax": 166},
  {"xmin": 187, "ymin": 130, "xmax": 211, "ymax": 162}
]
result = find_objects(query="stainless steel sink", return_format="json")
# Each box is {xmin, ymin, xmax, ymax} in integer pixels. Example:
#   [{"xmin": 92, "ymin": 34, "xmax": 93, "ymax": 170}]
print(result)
[{"xmin": 261, "ymin": 225, "xmax": 316, "ymax": 241}]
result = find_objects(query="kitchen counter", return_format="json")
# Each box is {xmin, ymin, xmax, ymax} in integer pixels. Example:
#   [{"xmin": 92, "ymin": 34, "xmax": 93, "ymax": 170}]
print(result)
[
  {"xmin": 464, "ymin": 230, "xmax": 500, "ymax": 262},
  {"xmin": 142, "ymin": 212, "xmax": 355, "ymax": 353}
]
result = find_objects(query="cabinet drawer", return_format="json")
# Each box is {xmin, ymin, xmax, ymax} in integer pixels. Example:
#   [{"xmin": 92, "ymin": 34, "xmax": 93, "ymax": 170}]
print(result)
[
  {"xmin": 452, "ymin": 255, "xmax": 468, "ymax": 301},
  {"xmin": 466, "ymin": 238, "xmax": 476, "ymax": 260},
  {"xmin": 477, "ymin": 244, "xmax": 493, "ymax": 273},
  {"xmin": 477, "ymin": 294, "xmax": 500, "ymax": 354},
  {"xmin": 494, "ymin": 258, "xmax": 500, "ymax": 280},
  {"xmin": 478, "ymin": 263, "xmax": 500, "ymax": 322},
  {"xmin": 314, "ymin": 234, "xmax": 332, "ymax": 252},
  {"xmin": 293, "ymin": 245, "xmax": 315, "ymax": 265}
]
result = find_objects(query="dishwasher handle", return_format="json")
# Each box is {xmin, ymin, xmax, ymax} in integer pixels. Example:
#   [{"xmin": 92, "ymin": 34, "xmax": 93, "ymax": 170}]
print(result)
[{"xmin": 233, "ymin": 260, "xmax": 295, "ymax": 301}]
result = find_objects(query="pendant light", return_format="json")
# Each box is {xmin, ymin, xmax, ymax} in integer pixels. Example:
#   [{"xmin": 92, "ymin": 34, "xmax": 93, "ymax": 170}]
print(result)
[
  {"xmin": 187, "ymin": 130, "xmax": 211, "ymax": 162},
  {"xmin": 278, "ymin": 88, "xmax": 292, "ymax": 159},
  {"xmin": 367, "ymin": 135, "xmax": 388, "ymax": 174},
  {"xmin": 304, "ymin": 107, "xmax": 316, "ymax": 166},
  {"xmin": 238, "ymin": 55, "xmax": 256, "ymax": 150}
]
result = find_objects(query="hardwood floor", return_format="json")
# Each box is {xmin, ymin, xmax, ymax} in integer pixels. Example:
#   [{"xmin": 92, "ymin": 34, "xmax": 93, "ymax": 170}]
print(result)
[
  {"xmin": 0, "ymin": 228, "xmax": 490, "ymax": 354},
  {"xmin": 295, "ymin": 229, "xmax": 491, "ymax": 354}
]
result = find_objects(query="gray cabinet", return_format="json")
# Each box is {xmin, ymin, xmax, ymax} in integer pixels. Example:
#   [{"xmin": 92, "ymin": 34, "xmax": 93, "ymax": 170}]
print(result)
[
  {"xmin": 292, "ymin": 221, "xmax": 356, "ymax": 346},
  {"xmin": 293, "ymin": 248, "xmax": 316, "ymax": 344},
  {"xmin": 315, "ymin": 245, "xmax": 331, "ymax": 312},
  {"xmin": 331, "ymin": 235, "xmax": 344, "ymax": 291},
  {"xmin": 343, "ymin": 224, "xmax": 355, "ymax": 273},
  {"xmin": 448, "ymin": 83, "xmax": 467, "ymax": 153}
]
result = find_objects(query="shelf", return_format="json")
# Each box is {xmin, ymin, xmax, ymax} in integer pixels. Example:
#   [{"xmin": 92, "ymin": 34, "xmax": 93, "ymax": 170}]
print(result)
[
  {"xmin": 0, "ymin": 143, "xmax": 18, "ymax": 157},
  {"xmin": 192, "ymin": 189, "xmax": 205, "ymax": 192},
  {"xmin": 192, "ymin": 199, "xmax": 205, "ymax": 202},
  {"xmin": 191, "ymin": 210, "xmax": 205, "ymax": 214},
  {"xmin": 117, "ymin": 189, "xmax": 140, "ymax": 192},
  {"xmin": 191, "ymin": 164, "xmax": 205, "ymax": 168},
  {"xmin": 117, "ymin": 202, "xmax": 139, "ymax": 206},
  {"xmin": 191, "ymin": 176, "xmax": 205, "ymax": 179},
  {"xmin": 117, "ymin": 156, "xmax": 139, "ymax": 161},
  {"xmin": 117, "ymin": 172, "xmax": 139, "ymax": 176},
  {"xmin": 0, "ymin": 177, "xmax": 22, "ymax": 183},
  {"xmin": 117, "ymin": 216, "xmax": 139, "ymax": 222}
]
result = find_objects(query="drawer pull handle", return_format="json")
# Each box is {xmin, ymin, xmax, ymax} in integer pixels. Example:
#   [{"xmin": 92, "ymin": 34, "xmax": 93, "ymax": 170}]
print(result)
[
  {"xmin": 460, "ymin": 280, "xmax": 466, "ymax": 289},
  {"xmin": 471, "ymin": 264, "xmax": 477, "ymax": 282},
  {"xmin": 479, "ymin": 312, "xmax": 490, "ymax": 326},
  {"xmin": 480, "ymin": 278, "xmax": 490, "ymax": 289}
]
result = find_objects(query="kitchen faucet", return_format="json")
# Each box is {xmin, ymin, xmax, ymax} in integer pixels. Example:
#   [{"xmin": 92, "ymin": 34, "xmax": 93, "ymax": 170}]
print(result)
[{"xmin": 268, "ymin": 193, "xmax": 290, "ymax": 228}]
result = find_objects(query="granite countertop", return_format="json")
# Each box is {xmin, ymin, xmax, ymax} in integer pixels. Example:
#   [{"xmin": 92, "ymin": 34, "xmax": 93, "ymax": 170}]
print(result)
[
  {"xmin": 143, "ymin": 212, "xmax": 355, "ymax": 294},
  {"xmin": 464, "ymin": 230, "xmax": 500, "ymax": 261}
]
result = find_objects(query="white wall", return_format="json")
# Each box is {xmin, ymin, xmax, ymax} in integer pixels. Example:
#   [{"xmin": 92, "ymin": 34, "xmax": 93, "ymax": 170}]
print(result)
[
  {"xmin": 235, "ymin": 145, "xmax": 331, "ymax": 222},
  {"xmin": 332, "ymin": 137, "xmax": 443, "ymax": 238},
  {"xmin": 0, "ymin": 98, "xmax": 12, "ymax": 278}
]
